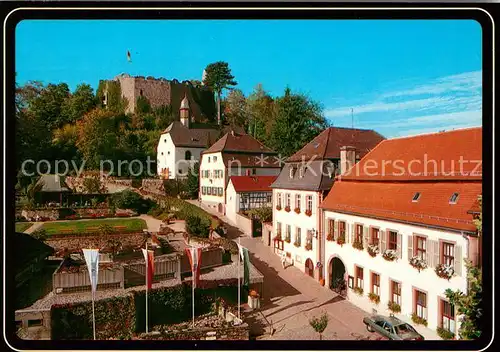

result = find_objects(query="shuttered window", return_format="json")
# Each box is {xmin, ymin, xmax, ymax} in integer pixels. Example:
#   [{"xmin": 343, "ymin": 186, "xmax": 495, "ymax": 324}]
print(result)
[
  {"xmin": 441, "ymin": 300, "xmax": 456, "ymax": 333},
  {"xmin": 388, "ymin": 231, "xmax": 398, "ymax": 250},
  {"xmin": 371, "ymin": 228, "xmax": 380, "ymax": 245},
  {"xmin": 355, "ymin": 266, "xmax": 364, "ymax": 289},
  {"xmin": 416, "ymin": 236, "xmax": 426, "ymax": 259},
  {"xmin": 339, "ymin": 221, "xmax": 346, "ymax": 237},
  {"xmin": 306, "ymin": 195, "xmax": 313, "ymax": 211},
  {"xmin": 328, "ymin": 219, "xmax": 335, "ymax": 236},
  {"xmin": 371, "ymin": 272, "xmax": 380, "ymax": 295},
  {"xmin": 277, "ymin": 193, "xmax": 282, "ymax": 207},
  {"xmin": 415, "ymin": 289, "xmax": 427, "ymax": 319},
  {"xmin": 391, "ymin": 280, "xmax": 401, "ymax": 305},
  {"xmin": 442, "ymin": 242, "xmax": 455, "ymax": 266},
  {"xmin": 355, "ymin": 225, "xmax": 363, "ymax": 243}
]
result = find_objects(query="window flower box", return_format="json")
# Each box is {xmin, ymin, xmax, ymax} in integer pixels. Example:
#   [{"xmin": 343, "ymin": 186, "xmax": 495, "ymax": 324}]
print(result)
[
  {"xmin": 367, "ymin": 244, "xmax": 379, "ymax": 257},
  {"xmin": 294, "ymin": 207, "xmax": 301, "ymax": 214},
  {"xmin": 305, "ymin": 209, "xmax": 312, "ymax": 217},
  {"xmin": 305, "ymin": 242, "xmax": 312, "ymax": 251},
  {"xmin": 326, "ymin": 233, "xmax": 334, "ymax": 241},
  {"xmin": 285, "ymin": 234, "xmax": 291, "ymax": 243},
  {"xmin": 435, "ymin": 263, "xmax": 454, "ymax": 280},
  {"xmin": 336, "ymin": 235, "xmax": 345, "ymax": 247},
  {"xmin": 411, "ymin": 313, "xmax": 428, "ymax": 327},
  {"xmin": 387, "ymin": 301, "xmax": 401, "ymax": 313},
  {"xmin": 368, "ymin": 292, "xmax": 380, "ymax": 304},
  {"xmin": 276, "ymin": 205, "xmax": 282, "ymax": 211},
  {"xmin": 353, "ymin": 287, "xmax": 364, "ymax": 296},
  {"xmin": 382, "ymin": 249, "xmax": 398, "ymax": 262},
  {"xmin": 284, "ymin": 206, "xmax": 291, "ymax": 212},
  {"xmin": 409, "ymin": 256, "xmax": 427, "ymax": 272},
  {"xmin": 293, "ymin": 240, "xmax": 301, "ymax": 247},
  {"xmin": 436, "ymin": 327, "xmax": 455, "ymax": 340},
  {"xmin": 352, "ymin": 241, "xmax": 363, "ymax": 251},
  {"xmin": 273, "ymin": 233, "xmax": 282, "ymax": 241}
]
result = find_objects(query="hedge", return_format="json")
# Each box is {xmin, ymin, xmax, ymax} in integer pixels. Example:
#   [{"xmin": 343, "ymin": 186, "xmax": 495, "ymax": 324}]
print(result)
[{"xmin": 51, "ymin": 295, "xmax": 136, "ymax": 340}]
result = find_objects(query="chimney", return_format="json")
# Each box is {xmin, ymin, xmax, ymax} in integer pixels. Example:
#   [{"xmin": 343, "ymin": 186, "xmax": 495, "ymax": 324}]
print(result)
[{"xmin": 340, "ymin": 146, "xmax": 356, "ymax": 175}]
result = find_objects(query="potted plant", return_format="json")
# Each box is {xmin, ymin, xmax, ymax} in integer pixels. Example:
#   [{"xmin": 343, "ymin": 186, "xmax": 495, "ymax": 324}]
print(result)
[
  {"xmin": 336, "ymin": 235, "xmax": 345, "ymax": 247},
  {"xmin": 352, "ymin": 240, "xmax": 363, "ymax": 251},
  {"xmin": 387, "ymin": 301, "xmax": 401, "ymax": 313},
  {"xmin": 293, "ymin": 239, "xmax": 301, "ymax": 247},
  {"xmin": 305, "ymin": 209, "xmax": 312, "ymax": 217},
  {"xmin": 409, "ymin": 256, "xmax": 428, "ymax": 272},
  {"xmin": 284, "ymin": 206, "xmax": 291, "ymax": 212},
  {"xmin": 353, "ymin": 287, "xmax": 364, "ymax": 296},
  {"xmin": 294, "ymin": 207, "xmax": 301, "ymax": 214},
  {"xmin": 411, "ymin": 313, "xmax": 428, "ymax": 327},
  {"xmin": 435, "ymin": 263, "xmax": 454, "ymax": 280},
  {"xmin": 382, "ymin": 249, "xmax": 398, "ymax": 262},
  {"xmin": 305, "ymin": 242, "xmax": 312, "ymax": 251},
  {"xmin": 368, "ymin": 292, "xmax": 380, "ymax": 304},
  {"xmin": 309, "ymin": 313, "xmax": 329, "ymax": 340},
  {"xmin": 367, "ymin": 244, "xmax": 379, "ymax": 257}
]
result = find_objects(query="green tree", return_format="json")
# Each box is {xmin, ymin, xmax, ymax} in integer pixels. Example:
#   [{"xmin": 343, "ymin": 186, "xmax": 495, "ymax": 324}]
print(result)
[
  {"xmin": 186, "ymin": 215, "xmax": 210, "ymax": 238},
  {"xmin": 224, "ymin": 88, "xmax": 248, "ymax": 129},
  {"xmin": 61, "ymin": 84, "xmax": 97, "ymax": 124},
  {"xmin": 270, "ymin": 87, "xmax": 328, "ymax": 157},
  {"xmin": 31, "ymin": 229, "xmax": 48, "ymax": 242},
  {"xmin": 444, "ymin": 195, "xmax": 482, "ymax": 340},
  {"xmin": 248, "ymin": 206, "xmax": 272, "ymax": 223},
  {"xmin": 29, "ymin": 83, "xmax": 71, "ymax": 130},
  {"xmin": 202, "ymin": 61, "xmax": 237, "ymax": 125},
  {"xmin": 136, "ymin": 96, "xmax": 152, "ymax": 115},
  {"xmin": 82, "ymin": 176, "xmax": 105, "ymax": 194},
  {"xmin": 246, "ymin": 84, "xmax": 275, "ymax": 140},
  {"xmin": 186, "ymin": 162, "xmax": 200, "ymax": 199},
  {"xmin": 309, "ymin": 313, "xmax": 329, "ymax": 340},
  {"xmin": 52, "ymin": 123, "xmax": 80, "ymax": 162}
]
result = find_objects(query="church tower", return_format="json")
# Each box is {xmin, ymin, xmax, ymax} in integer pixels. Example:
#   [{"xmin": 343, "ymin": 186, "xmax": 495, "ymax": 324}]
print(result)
[{"xmin": 180, "ymin": 94, "xmax": 190, "ymax": 128}]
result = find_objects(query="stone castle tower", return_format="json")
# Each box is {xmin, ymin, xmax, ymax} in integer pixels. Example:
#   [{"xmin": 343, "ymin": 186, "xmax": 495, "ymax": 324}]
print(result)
[{"xmin": 101, "ymin": 74, "xmax": 216, "ymax": 122}]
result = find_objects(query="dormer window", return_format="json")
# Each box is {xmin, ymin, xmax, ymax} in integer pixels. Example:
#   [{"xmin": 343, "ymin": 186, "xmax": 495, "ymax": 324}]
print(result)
[
  {"xmin": 449, "ymin": 193, "xmax": 459, "ymax": 204},
  {"xmin": 299, "ymin": 167, "xmax": 304, "ymax": 178},
  {"xmin": 412, "ymin": 192, "xmax": 421, "ymax": 202},
  {"xmin": 289, "ymin": 166, "xmax": 296, "ymax": 178},
  {"xmin": 208, "ymin": 157, "xmax": 211, "ymax": 163}
]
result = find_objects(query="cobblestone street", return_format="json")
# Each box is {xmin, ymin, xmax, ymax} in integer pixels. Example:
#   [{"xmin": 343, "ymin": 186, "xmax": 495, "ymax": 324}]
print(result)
[{"xmin": 190, "ymin": 201, "xmax": 382, "ymax": 340}]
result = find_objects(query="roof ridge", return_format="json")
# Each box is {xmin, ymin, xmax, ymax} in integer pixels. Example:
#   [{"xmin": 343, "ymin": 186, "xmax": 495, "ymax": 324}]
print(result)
[
  {"xmin": 328, "ymin": 126, "xmax": 378, "ymax": 132},
  {"xmin": 388, "ymin": 126, "xmax": 482, "ymax": 141}
]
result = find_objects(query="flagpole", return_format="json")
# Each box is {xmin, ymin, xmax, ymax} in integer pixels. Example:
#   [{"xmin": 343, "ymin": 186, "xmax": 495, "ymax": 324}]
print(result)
[
  {"xmin": 145, "ymin": 241, "xmax": 148, "ymax": 334},
  {"xmin": 192, "ymin": 245, "xmax": 195, "ymax": 328},
  {"xmin": 238, "ymin": 236, "xmax": 241, "ymax": 319},
  {"xmin": 92, "ymin": 291, "xmax": 96, "ymax": 340}
]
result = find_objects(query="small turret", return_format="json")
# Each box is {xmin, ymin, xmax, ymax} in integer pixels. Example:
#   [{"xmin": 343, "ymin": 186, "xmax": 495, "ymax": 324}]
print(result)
[{"xmin": 180, "ymin": 94, "xmax": 190, "ymax": 128}]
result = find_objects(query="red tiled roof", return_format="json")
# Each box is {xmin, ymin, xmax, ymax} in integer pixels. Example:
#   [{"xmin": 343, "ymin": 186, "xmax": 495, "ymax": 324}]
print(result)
[
  {"xmin": 223, "ymin": 153, "xmax": 281, "ymax": 168},
  {"xmin": 342, "ymin": 127, "xmax": 482, "ymax": 181},
  {"xmin": 286, "ymin": 127, "xmax": 385, "ymax": 162},
  {"xmin": 320, "ymin": 181, "xmax": 481, "ymax": 232},
  {"xmin": 229, "ymin": 176, "xmax": 278, "ymax": 192},
  {"xmin": 204, "ymin": 131, "xmax": 275, "ymax": 154}
]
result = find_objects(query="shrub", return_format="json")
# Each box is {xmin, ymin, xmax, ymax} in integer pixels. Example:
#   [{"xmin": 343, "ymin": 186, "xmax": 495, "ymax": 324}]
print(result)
[
  {"xmin": 186, "ymin": 215, "xmax": 210, "ymax": 238},
  {"xmin": 411, "ymin": 313, "xmax": 428, "ymax": 327},
  {"xmin": 248, "ymin": 206, "xmax": 272, "ymax": 223},
  {"xmin": 111, "ymin": 190, "xmax": 155, "ymax": 214},
  {"xmin": 31, "ymin": 229, "xmax": 48, "ymax": 242},
  {"xmin": 309, "ymin": 313, "xmax": 329, "ymax": 340},
  {"xmin": 437, "ymin": 327, "xmax": 455, "ymax": 340},
  {"xmin": 368, "ymin": 292, "xmax": 380, "ymax": 304},
  {"xmin": 387, "ymin": 301, "xmax": 401, "ymax": 313}
]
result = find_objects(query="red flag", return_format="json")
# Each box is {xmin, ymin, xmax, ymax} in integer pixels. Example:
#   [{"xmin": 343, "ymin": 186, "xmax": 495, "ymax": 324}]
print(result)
[
  {"xmin": 142, "ymin": 248, "xmax": 154, "ymax": 289},
  {"xmin": 185, "ymin": 247, "xmax": 202, "ymax": 288}
]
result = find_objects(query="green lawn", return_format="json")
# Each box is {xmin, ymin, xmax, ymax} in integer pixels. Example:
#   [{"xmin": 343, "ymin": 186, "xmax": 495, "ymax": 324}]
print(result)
[
  {"xmin": 15, "ymin": 222, "xmax": 33, "ymax": 233},
  {"xmin": 41, "ymin": 218, "xmax": 148, "ymax": 235}
]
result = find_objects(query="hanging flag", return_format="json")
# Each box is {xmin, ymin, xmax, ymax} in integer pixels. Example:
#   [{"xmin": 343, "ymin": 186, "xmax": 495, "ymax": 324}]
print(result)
[
  {"xmin": 127, "ymin": 50, "xmax": 132, "ymax": 63},
  {"xmin": 142, "ymin": 248, "xmax": 155, "ymax": 289},
  {"xmin": 185, "ymin": 247, "xmax": 202, "ymax": 288},
  {"xmin": 237, "ymin": 244, "xmax": 250, "ymax": 287},
  {"xmin": 83, "ymin": 249, "xmax": 100, "ymax": 293}
]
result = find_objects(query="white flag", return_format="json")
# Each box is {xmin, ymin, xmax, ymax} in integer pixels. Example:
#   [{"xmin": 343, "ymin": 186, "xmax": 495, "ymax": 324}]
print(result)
[{"xmin": 83, "ymin": 249, "xmax": 100, "ymax": 293}]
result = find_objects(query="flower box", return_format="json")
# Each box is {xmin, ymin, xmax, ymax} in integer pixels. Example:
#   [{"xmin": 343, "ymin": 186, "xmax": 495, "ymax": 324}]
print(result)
[
  {"xmin": 411, "ymin": 313, "xmax": 428, "ymax": 327},
  {"xmin": 276, "ymin": 205, "xmax": 282, "ymax": 211},
  {"xmin": 367, "ymin": 244, "xmax": 379, "ymax": 257},
  {"xmin": 353, "ymin": 287, "xmax": 364, "ymax": 296},
  {"xmin": 352, "ymin": 241, "xmax": 363, "ymax": 251},
  {"xmin": 336, "ymin": 235, "xmax": 345, "ymax": 247},
  {"xmin": 435, "ymin": 263, "xmax": 454, "ymax": 280},
  {"xmin": 326, "ymin": 233, "xmax": 334, "ymax": 241},
  {"xmin": 409, "ymin": 256, "xmax": 427, "ymax": 272},
  {"xmin": 382, "ymin": 249, "xmax": 398, "ymax": 262},
  {"xmin": 305, "ymin": 243, "xmax": 312, "ymax": 251},
  {"xmin": 387, "ymin": 301, "xmax": 401, "ymax": 313},
  {"xmin": 273, "ymin": 234, "xmax": 282, "ymax": 241},
  {"xmin": 305, "ymin": 209, "xmax": 312, "ymax": 217},
  {"xmin": 436, "ymin": 327, "xmax": 455, "ymax": 340},
  {"xmin": 294, "ymin": 207, "xmax": 301, "ymax": 214},
  {"xmin": 293, "ymin": 240, "xmax": 301, "ymax": 248},
  {"xmin": 284, "ymin": 206, "xmax": 291, "ymax": 213},
  {"xmin": 368, "ymin": 292, "xmax": 380, "ymax": 304},
  {"xmin": 285, "ymin": 235, "xmax": 291, "ymax": 243}
]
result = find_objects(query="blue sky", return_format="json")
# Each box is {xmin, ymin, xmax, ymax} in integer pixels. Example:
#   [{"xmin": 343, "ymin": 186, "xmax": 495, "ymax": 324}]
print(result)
[{"xmin": 15, "ymin": 20, "xmax": 482, "ymax": 138}]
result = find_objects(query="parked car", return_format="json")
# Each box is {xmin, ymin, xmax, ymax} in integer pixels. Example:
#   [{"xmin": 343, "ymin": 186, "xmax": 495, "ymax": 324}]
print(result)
[{"xmin": 363, "ymin": 314, "xmax": 424, "ymax": 340}]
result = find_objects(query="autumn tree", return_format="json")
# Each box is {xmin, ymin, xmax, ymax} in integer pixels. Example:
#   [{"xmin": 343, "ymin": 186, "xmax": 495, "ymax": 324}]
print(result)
[
  {"xmin": 224, "ymin": 89, "xmax": 248, "ymax": 129},
  {"xmin": 246, "ymin": 84, "xmax": 275, "ymax": 140},
  {"xmin": 60, "ymin": 84, "xmax": 97, "ymax": 124},
  {"xmin": 269, "ymin": 87, "xmax": 328, "ymax": 157},
  {"xmin": 202, "ymin": 61, "xmax": 237, "ymax": 125}
]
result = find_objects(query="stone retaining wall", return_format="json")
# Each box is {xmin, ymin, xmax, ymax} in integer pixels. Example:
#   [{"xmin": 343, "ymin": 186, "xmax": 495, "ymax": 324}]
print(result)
[{"xmin": 140, "ymin": 323, "xmax": 249, "ymax": 340}]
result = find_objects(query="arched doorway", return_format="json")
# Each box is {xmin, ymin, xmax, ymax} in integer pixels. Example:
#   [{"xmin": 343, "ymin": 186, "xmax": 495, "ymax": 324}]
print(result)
[
  {"xmin": 329, "ymin": 257, "xmax": 346, "ymax": 290},
  {"xmin": 305, "ymin": 258, "xmax": 314, "ymax": 277}
]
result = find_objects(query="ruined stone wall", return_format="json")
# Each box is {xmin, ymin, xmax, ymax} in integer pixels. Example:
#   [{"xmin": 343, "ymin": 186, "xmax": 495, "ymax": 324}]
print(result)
[
  {"xmin": 134, "ymin": 77, "xmax": 172, "ymax": 111},
  {"xmin": 116, "ymin": 75, "xmax": 136, "ymax": 114}
]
